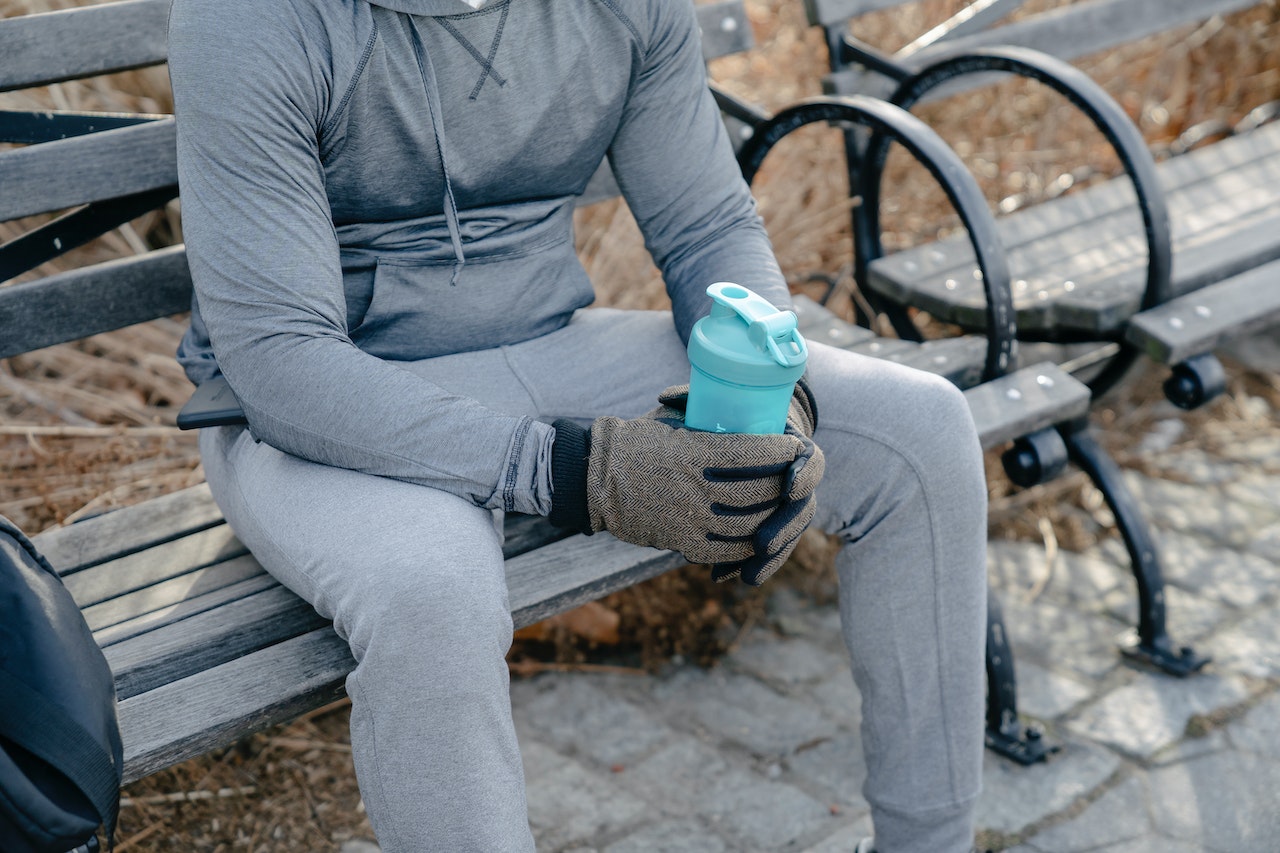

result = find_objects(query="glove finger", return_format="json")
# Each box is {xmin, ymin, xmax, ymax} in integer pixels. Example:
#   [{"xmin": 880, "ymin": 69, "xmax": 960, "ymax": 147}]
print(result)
[
  {"xmin": 657, "ymin": 385, "xmax": 690, "ymax": 411},
  {"xmin": 710, "ymin": 562, "xmax": 743, "ymax": 583},
  {"xmin": 706, "ymin": 499, "xmax": 773, "ymax": 532},
  {"xmin": 756, "ymin": 492, "xmax": 817, "ymax": 556},
  {"xmin": 738, "ymin": 527, "xmax": 806, "ymax": 586}
]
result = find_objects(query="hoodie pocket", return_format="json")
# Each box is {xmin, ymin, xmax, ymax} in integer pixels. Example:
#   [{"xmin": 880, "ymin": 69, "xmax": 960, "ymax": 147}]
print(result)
[{"xmin": 352, "ymin": 238, "xmax": 595, "ymax": 360}]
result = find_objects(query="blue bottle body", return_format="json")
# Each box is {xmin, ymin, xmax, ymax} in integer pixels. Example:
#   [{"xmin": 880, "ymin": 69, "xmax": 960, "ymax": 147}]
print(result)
[{"xmin": 685, "ymin": 283, "xmax": 808, "ymax": 434}]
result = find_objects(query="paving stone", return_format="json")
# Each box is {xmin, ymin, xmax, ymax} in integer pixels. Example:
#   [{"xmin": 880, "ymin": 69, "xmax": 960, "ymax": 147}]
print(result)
[
  {"xmin": 651, "ymin": 669, "xmax": 838, "ymax": 758},
  {"xmin": 523, "ymin": 742, "xmax": 648, "ymax": 851},
  {"xmin": 1223, "ymin": 471, "xmax": 1280, "ymax": 514},
  {"xmin": 797, "ymin": 815, "xmax": 874, "ymax": 853},
  {"xmin": 1066, "ymin": 672, "xmax": 1252, "ymax": 758},
  {"xmin": 1143, "ymin": 446, "xmax": 1251, "ymax": 485},
  {"xmin": 1212, "ymin": 435, "xmax": 1280, "ymax": 467},
  {"xmin": 1016, "ymin": 776, "xmax": 1150, "ymax": 852},
  {"xmin": 785, "ymin": 733, "xmax": 869, "ymax": 808},
  {"xmin": 1100, "ymin": 528, "xmax": 1279, "ymax": 610},
  {"xmin": 512, "ymin": 675, "xmax": 673, "ymax": 767},
  {"xmin": 1224, "ymin": 689, "xmax": 1280, "ymax": 761},
  {"xmin": 1146, "ymin": 749, "xmax": 1280, "ymax": 852},
  {"xmin": 1102, "ymin": 575, "xmax": 1230, "ymax": 643},
  {"xmin": 616, "ymin": 734, "xmax": 752, "ymax": 816},
  {"xmin": 726, "ymin": 633, "xmax": 852, "ymax": 690},
  {"xmin": 975, "ymin": 739, "xmax": 1120, "ymax": 834},
  {"xmin": 1244, "ymin": 520, "xmax": 1280, "ymax": 564},
  {"xmin": 1149, "ymin": 727, "xmax": 1231, "ymax": 767},
  {"xmin": 1069, "ymin": 836, "xmax": 1215, "ymax": 853},
  {"xmin": 1124, "ymin": 471, "xmax": 1275, "ymax": 552},
  {"xmin": 1008, "ymin": 659, "xmax": 1094, "ymax": 721},
  {"xmin": 808, "ymin": 668, "xmax": 861, "ymax": 726},
  {"xmin": 698, "ymin": 775, "xmax": 836, "ymax": 850},
  {"xmin": 601, "ymin": 818, "xmax": 728, "ymax": 853},
  {"xmin": 998, "ymin": 595, "xmax": 1126, "ymax": 679},
  {"xmin": 988, "ymin": 541, "xmax": 1128, "ymax": 613},
  {"xmin": 1205, "ymin": 603, "xmax": 1280, "ymax": 679}
]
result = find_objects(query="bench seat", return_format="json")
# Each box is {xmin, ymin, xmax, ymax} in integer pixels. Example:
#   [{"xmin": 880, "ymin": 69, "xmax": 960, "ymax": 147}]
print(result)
[{"xmin": 866, "ymin": 121, "xmax": 1280, "ymax": 337}]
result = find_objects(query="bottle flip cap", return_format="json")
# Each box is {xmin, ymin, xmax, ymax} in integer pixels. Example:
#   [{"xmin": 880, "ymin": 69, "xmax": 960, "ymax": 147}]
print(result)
[{"xmin": 706, "ymin": 282, "xmax": 807, "ymax": 367}]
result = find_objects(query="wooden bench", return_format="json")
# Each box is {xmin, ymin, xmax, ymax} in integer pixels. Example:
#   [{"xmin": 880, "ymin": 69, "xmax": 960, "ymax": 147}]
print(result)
[
  {"xmin": 794, "ymin": 0, "xmax": 1280, "ymax": 679},
  {"xmin": 0, "ymin": 0, "xmax": 1093, "ymax": 800}
]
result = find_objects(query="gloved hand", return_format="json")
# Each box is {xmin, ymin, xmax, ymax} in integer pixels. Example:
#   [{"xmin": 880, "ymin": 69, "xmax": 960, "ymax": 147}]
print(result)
[
  {"xmin": 660, "ymin": 378, "xmax": 822, "ymax": 584},
  {"xmin": 549, "ymin": 380, "xmax": 824, "ymax": 586}
]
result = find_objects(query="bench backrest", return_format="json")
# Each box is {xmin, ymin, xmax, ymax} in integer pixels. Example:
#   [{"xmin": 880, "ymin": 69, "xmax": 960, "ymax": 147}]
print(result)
[
  {"xmin": 0, "ymin": 0, "xmax": 753, "ymax": 361},
  {"xmin": 808, "ymin": 0, "xmax": 1264, "ymax": 100}
]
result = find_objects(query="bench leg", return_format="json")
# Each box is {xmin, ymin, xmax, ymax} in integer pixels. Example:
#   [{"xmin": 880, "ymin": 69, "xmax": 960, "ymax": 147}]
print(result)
[
  {"xmin": 984, "ymin": 587, "xmax": 1059, "ymax": 765},
  {"xmin": 1059, "ymin": 422, "xmax": 1210, "ymax": 677}
]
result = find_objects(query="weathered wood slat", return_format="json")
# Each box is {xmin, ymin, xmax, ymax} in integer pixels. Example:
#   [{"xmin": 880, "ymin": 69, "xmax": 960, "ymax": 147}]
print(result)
[
  {"xmin": 63, "ymin": 525, "xmax": 247, "ymax": 610},
  {"xmin": 803, "ymin": 0, "xmax": 912, "ymax": 28},
  {"xmin": 911, "ymin": 0, "xmax": 1260, "ymax": 71},
  {"xmin": 0, "ymin": 246, "xmax": 193, "ymax": 359},
  {"xmin": 505, "ymin": 533, "xmax": 687, "ymax": 628},
  {"xmin": 965, "ymin": 362, "xmax": 1090, "ymax": 449},
  {"xmin": 869, "ymin": 122, "xmax": 1280, "ymax": 293},
  {"xmin": 33, "ymin": 481, "xmax": 223, "ymax": 575},
  {"xmin": 884, "ymin": 335, "xmax": 988, "ymax": 388},
  {"xmin": 94, "ymin": 573, "xmax": 280, "ymax": 651},
  {"xmin": 1125, "ymin": 258, "xmax": 1280, "ymax": 365},
  {"xmin": 821, "ymin": 0, "xmax": 1258, "ymax": 99},
  {"xmin": 115, "ymin": 528, "xmax": 688, "ymax": 781},
  {"xmin": 0, "ymin": 0, "xmax": 170, "ymax": 93},
  {"xmin": 868, "ymin": 124, "xmax": 1280, "ymax": 333},
  {"xmin": 696, "ymin": 0, "xmax": 755, "ymax": 60},
  {"xmin": 106, "ymin": 584, "xmax": 330, "ymax": 700},
  {"xmin": 0, "ymin": 119, "xmax": 176, "ymax": 221},
  {"xmin": 86, "ymin": 554, "xmax": 267, "ymax": 636},
  {"xmin": 117, "ymin": 627, "xmax": 352, "ymax": 784}
]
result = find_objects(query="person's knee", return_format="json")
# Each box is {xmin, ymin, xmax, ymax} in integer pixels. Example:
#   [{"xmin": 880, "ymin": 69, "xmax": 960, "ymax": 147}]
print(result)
[{"xmin": 340, "ymin": 544, "xmax": 513, "ymax": 668}]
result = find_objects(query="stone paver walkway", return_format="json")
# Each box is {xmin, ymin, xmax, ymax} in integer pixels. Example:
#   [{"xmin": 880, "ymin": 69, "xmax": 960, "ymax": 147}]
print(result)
[{"xmin": 344, "ymin": 409, "xmax": 1280, "ymax": 852}]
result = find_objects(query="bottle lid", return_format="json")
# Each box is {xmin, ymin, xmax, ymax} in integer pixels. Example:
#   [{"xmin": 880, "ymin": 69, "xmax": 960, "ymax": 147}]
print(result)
[{"xmin": 688, "ymin": 282, "xmax": 808, "ymax": 386}]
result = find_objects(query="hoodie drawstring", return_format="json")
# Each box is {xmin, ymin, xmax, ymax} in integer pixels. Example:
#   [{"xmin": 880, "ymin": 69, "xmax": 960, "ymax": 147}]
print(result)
[{"xmin": 406, "ymin": 16, "xmax": 466, "ymax": 286}]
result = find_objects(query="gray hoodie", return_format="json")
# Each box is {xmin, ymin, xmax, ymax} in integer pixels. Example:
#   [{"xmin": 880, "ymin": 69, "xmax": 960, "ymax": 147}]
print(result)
[{"xmin": 169, "ymin": 0, "xmax": 788, "ymax": 516}]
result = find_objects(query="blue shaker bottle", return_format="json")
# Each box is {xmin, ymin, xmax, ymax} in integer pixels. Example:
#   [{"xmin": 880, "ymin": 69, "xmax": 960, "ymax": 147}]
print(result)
[{"xmin": 684, "ymin": 282, "xmax": 808, "ymax": 434}]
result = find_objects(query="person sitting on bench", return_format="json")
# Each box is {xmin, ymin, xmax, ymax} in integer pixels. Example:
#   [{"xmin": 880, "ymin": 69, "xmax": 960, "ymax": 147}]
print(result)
[{"xmin": 167, "ymin": 0, "xmax": 988, "ymax": 850}]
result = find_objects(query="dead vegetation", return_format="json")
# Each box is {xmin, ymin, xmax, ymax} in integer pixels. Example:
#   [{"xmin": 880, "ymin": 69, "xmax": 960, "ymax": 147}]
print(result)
[{"xmin": 2, "ymin": 0, "xmax": 1279, "ymax": 849}]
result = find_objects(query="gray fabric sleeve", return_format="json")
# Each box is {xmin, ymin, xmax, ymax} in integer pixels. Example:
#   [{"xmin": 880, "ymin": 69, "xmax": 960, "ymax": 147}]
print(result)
[
  {"xmin": 607, "ymin": 0, "xmax": 792, "ymax": 343},
  {"xmin": 167, "ymin": 0, "xmax": 553, "ymax": 515}
]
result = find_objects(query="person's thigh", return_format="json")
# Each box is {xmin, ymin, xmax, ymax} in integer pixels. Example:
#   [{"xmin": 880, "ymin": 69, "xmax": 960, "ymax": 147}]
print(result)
[
  {"xmin": 400, "ymin": 308, "xmax": 691, "ymax": 424},
  {"xmin": 199, "ymin": 424, "xmax": 511, "ymax": 657}
]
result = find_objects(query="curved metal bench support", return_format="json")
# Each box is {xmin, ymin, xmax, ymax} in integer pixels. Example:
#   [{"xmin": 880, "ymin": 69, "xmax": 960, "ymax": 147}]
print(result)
[
  {"xmin": 737, "ymin": 93, "xmax": 1017, "ymax": 383},
  {"xmin": 859, "ymin": 46, "xmax": 1174, "ymax": 397}
]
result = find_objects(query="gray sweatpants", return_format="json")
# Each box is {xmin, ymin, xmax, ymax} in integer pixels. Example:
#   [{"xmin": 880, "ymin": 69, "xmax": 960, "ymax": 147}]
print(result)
[{"xmin": 199, "ymin": 308, "xmax": 987, "ymax": 853}]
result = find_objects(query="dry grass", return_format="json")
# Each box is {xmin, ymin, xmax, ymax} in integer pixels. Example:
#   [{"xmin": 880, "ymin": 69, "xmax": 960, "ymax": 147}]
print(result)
[{"xmin": 3, "ymin": 0, "xmax": 1280, "ymax": 850}]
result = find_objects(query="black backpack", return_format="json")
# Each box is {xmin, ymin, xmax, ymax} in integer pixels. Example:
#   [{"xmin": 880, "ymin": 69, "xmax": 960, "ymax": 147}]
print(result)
[{"xmin": 0, "ymin": 515, "xmax": 122, "ymax": 853}]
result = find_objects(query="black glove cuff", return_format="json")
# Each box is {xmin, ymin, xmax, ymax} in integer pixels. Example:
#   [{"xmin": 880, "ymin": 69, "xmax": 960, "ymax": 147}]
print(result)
[{"xmin": 549, "ymin": 418, "xmax": 593, "ymax": 534}]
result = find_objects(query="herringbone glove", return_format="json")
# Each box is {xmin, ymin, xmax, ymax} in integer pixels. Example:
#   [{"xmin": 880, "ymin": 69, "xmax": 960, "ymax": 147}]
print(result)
[
  {"xmin": 549, "ymin": 381, "xmax": 824, "ymax": 584},
  {"xmin": 659, "ymin": 379, "xmax": 823, "ymax": 585}
]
